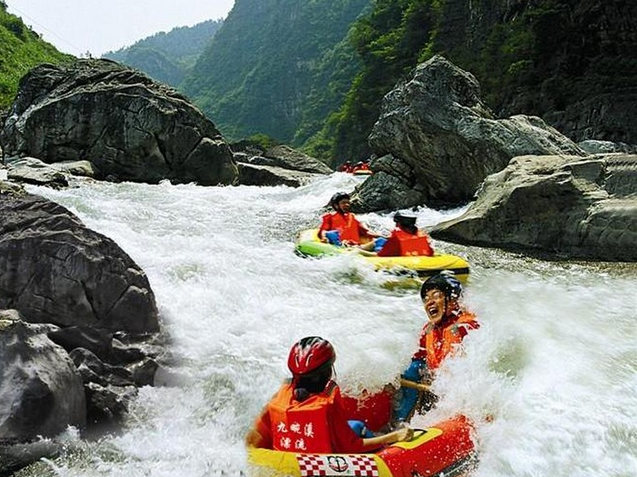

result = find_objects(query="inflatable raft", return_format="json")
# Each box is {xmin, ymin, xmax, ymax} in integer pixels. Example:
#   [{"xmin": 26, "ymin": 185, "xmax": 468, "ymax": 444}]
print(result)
[
  {"xmin": 295, "ymin": 229, "xmax": 470, "ymax": 282},
  {"xmin": 248, "ymin": 414, "xmax": 477, "ymax": 477},
  {"xmin": 352, "ymin": 168, "xmax": 373, "ymax": 176}
]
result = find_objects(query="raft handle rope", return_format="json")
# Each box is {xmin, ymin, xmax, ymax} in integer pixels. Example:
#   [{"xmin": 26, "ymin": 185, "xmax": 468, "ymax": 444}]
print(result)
[{"xmin": 411, "ymin": 429, "xmax": 428, "ymax": 439}]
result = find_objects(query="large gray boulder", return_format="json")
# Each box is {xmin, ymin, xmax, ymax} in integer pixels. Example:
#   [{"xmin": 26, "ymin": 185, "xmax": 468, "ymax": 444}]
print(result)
[
  {"xmin": 261, "ymin": 145, "xmax": 332, "ymax": 174},
  {"xmin": 0, "ymin": 59, "xmax": 237, "ymax": 185},
  {"xmin": 0, "ymin": 185, "xmax": 163, "ymax": 438},
  {"xmin": 358, "ymin": 55, "xmax": 587, "ymax": 211},
  {"xmin": 237, "ymin": 162, "xmax": 322, "ymax": 187},
  {"xmin": 0, "ymin": 311, "xmax": 86, "ymax": 443},
  {"xmin": 431, "ymin": 154, "xmax": 637, "ymax": 261},
  {"xmin": 0, "ymin": 187, "xmax": 159, "ymax": 333}
]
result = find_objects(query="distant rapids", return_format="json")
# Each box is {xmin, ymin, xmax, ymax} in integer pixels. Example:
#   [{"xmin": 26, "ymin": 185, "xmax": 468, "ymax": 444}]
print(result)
[{"xmin": 20, "ymin": 173, "xmax": 637, "ymax": 477}]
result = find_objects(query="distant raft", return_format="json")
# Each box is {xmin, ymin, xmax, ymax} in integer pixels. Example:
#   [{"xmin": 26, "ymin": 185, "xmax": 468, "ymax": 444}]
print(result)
[
  {"xmin": 295, "ymin": 229, "xmax": 470, "ymax": 282},
  {"xmin": 352, "ymin": 168, "xmax": 373, "ymax": 176},
  {"xmin": 247, "ymin": 414, "xmax": 477, "ymax": 477}
]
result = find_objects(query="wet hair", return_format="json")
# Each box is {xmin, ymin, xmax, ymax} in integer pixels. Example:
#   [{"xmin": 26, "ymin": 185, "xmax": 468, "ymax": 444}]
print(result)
[{"xmin": 293, "ymin": 360, "xmax": 334, "ymax": 402}]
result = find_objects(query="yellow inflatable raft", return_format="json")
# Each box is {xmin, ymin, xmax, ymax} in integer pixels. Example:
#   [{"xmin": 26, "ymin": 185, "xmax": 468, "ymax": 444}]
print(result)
[{"xmin": 295, "ymin": 229, "xmax": 470, "ymax": 282}]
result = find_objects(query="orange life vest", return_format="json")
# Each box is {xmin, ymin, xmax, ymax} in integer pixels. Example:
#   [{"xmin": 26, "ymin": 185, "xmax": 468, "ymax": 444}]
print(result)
[
  {"xmin": 378, "ymin": 228, "xmax": 433, "ymax": 257},
  {"xmin": 414, "ymin": 310, "xmax": 479, "ymax": 371},
  {"xmin": 267, "ymin": 381, "xmax": 337, "ymax": 453},
  {"xmin": 320, "ymin": 212, "xmax": 362, "ymax": 244}
]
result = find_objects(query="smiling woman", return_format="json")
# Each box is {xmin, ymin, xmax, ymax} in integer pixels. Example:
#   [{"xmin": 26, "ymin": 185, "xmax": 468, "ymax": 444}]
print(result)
[{"xmin": 4, "ymin": 0, "xmax": 235, "ymax": 56}]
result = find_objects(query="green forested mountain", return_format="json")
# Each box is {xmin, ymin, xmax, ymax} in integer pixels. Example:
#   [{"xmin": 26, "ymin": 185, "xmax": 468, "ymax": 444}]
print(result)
[
  {"xmin": 182, "ymin": 0, "xmax": 371, "ymax": 148},
  {"xmin": 0, "ymin": 1, "xmax": 72, "ymax": 109},
  {"xmin": 103, "ymin": 20, "xmax": 223, "ymax": 87},
  {"xmin": 181, "ymin": 0, "xmax": 635, "ymax": 164}
]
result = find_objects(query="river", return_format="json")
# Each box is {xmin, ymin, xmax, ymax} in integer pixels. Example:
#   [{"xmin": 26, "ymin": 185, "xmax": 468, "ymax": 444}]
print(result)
[{"xmin": 19, "ymin": 173, "xmax": 637, "ymax": 477}]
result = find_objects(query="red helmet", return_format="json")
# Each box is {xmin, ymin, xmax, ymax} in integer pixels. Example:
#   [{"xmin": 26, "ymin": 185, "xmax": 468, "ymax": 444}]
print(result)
[{"xmin": 288, "ymin": 336, "xmax": 336, "ymax": 376}]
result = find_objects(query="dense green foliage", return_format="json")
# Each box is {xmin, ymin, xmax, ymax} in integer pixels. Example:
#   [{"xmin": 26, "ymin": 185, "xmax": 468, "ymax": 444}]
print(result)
[
  {"xmin": 326, "ymin": 0, "xmax": 439, "ymax": 160},
  {"xmin": 183, "ymin": 0, "xmax": 371, "ymax": 151},
  {"xmin": 103, "ymin": 20, "xmax": 222, "ymax": 87},
  {"xmin": 0, "ymin": 2, "xmax": 71, "ymax": 110},
  {"xmin": 328, "ymin": 0, "xmax": 637, "ymax": 159}
]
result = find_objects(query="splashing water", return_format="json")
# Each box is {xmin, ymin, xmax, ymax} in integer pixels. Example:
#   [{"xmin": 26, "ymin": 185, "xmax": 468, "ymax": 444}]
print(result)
[{"xmin": 18, "ymin": 173, "xmax": 637, "ymax": 477}]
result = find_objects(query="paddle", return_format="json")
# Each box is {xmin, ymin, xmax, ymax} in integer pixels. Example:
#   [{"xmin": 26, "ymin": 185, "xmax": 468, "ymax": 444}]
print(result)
[{"xmin": 399, "ymin": 378, "xmax": 431, "ymax": 393}]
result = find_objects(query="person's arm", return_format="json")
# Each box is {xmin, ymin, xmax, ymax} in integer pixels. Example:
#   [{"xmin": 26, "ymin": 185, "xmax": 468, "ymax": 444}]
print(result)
[
  {"xmin": 353, "ymin": 215, "xmax": 380, "ymax": 239},
  {"xmin": 362, "ymin": 426, "xmax": 414, "ymax": 449},
  {"xmin": 399, "ymin": 378, "xmax": 431, "ymax": 392},
  {"xmin": 318, "ymin": 214, "xmax": 332, "ymax": 242},
  {"xmin": 421, "ymin": 230, "xmax": 434, "ymax": 256},
  {"xmin": 331, "ymin": 389, "xmax": 413, "ymax": 453}
]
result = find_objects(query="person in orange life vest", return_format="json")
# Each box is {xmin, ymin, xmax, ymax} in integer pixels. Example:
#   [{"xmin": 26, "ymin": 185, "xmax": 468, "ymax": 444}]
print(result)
[
  {"xmin": 246, "ymin": 336, "xmax": 413, "ymax": 453},
  {"xmin": 376, "ymin": 211, "xmax": 434, "ymax": 257},
  {"xmin": 318, "ymin": 192, "xmax": 381, "ymax": 249},
  {"xmin": 358, "ymin": 159, "xmax": 370, "ymax": 171},
  {"xmin": 394, "ymin": 273, "xmax": 479, "ymax": 423},
  {"xmin": 338, "ymin": 161, "xmax": 354, "ymax": 173}
]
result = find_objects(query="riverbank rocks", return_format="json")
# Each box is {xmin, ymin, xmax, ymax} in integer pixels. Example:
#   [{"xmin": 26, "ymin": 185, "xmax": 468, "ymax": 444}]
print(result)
[
  {"xmin": 260, "ymin": 145, "xmax": 332, "ymax": 174},
  {"xmin": 237, "ymin": 162, "xmax": 323, "ymax": 187},
  {"xmin": 356, "ymin": 55, "xmax": 587, "ymax": 211},
  {"xmin": 431, "ymin": 154, "xmax": 637, "ymax": 261},
  {"xmin": 233, "ymin": 144, "xmax": 331, "ymax": 186},
  {"xmin": 0, "ymin": 190, "xmax": 158, "ymax": 332},
  {"xmin": 0, "ymin": 58, "xmax": 237, "ymax": 185},
  {"xmin": 0, "ymin": 312, "xmax": 86, "ymax": 443},
  {"xmin": 0, "ymin": 186, "xmax": 163, "ymax": 457}
]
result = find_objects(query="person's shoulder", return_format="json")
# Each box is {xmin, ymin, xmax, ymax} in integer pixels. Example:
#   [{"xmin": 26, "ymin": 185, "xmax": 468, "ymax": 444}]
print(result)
[
  {"xmin": 458, "ymin": 309, "xmax": 479, "ymax": 325},
  {"xmin": 451, "ymin": 310, "xmax": 479, "ymax": 334}
]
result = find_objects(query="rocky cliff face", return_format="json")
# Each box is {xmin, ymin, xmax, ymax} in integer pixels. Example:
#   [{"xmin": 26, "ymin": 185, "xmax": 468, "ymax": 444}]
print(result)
[
  {"xmin": 434, "ymin": 0, "xmax": 637, "ymax": 144},
  {"xmin": 0, "ymin": 59, "xmax": 238, "ymax": 185},
  {"xmin": 356, "ymin": 55, "xmax": 585, "ymax": 210}
]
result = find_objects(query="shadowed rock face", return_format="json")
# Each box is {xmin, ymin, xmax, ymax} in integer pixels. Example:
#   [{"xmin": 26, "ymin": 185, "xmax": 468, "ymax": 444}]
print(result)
[
  {"xmin": 431, "ymin": 154, "xmax": 637, "ymax": 261},
  {"xmin": 0, "ymin": 314, "xmax": 86, "ymax": 443},
  {"xmin": 356, "ymin": 55, "xmax": 586, "ymax": 211},
  {"xmin": 233, "ymin": 144, "xmax": 331, "ymax": 186},
  {"xmin": 261, "ymin": 145, "xmax": 333, "ymax": 174},
  {"xmin": 237, "ymin": 162, "xmax": 323, "ymax": 187},
  {"xmin": 0, "ymin": 189, "xmax": 159, "ymax": 333},
  {"xmin": 0, "ymin": 59, "xmax": 237, "ymax": 185},
  {"xmin": 0, "ymin": 186, "xmax": 162, "ymax": 450}
]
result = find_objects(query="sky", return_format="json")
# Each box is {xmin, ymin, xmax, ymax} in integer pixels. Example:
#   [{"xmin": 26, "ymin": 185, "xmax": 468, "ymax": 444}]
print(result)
[{"xmin": 5, "ymin": 0, "xmax": 235, "ymax": 57}]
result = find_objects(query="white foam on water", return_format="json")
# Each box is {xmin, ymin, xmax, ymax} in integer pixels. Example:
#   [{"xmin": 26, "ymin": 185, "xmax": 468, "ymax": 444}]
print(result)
[{"xmin": 27, "ymin": 175, "xmax": 637, "ymax": 477}]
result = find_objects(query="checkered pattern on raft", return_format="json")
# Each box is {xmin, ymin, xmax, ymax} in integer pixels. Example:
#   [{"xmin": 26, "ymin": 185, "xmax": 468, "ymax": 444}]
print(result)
[{"xmin": 297, "ymin": 454, "xmax": 379, "ymax": 477}]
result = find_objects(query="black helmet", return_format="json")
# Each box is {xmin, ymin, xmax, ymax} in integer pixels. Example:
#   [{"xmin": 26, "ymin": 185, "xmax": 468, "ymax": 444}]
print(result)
[
  {"xmin": 329, "ymin": 192, "xmax": 350, "ymax": 206},
  {"xmin": 420, "ymin": 272, "xmax": 463, "ymax": 301},
  {"xmin": 393, "ymin": 211, "xmax": 417, "ymax": 227}
]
